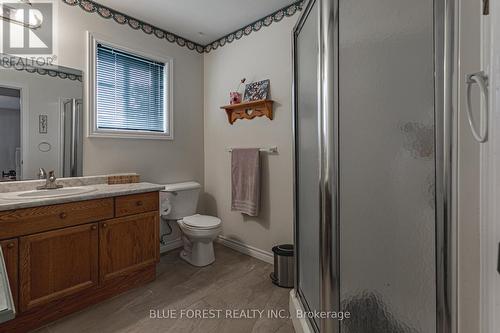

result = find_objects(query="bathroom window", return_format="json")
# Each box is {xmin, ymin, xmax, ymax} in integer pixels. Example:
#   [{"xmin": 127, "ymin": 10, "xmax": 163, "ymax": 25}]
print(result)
[{"xmin": 88, "ymin": 33, "xmax": 173, "ymax": 139}]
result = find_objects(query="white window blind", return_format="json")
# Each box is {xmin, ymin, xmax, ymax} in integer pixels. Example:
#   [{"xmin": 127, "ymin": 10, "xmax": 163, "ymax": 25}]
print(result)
[{"xmin": 96, "ymin": 43, "xmax": 167, "ymax": 134}]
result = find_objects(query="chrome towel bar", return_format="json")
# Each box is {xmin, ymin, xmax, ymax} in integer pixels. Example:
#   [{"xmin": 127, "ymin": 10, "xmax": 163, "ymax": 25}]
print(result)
[{"xmin": 226, "ymin": 146, "xmax": 278, "ymax": 153}]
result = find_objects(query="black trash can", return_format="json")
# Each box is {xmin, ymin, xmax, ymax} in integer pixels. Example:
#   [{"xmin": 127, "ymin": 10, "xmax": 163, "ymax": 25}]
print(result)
[{"xmin": 270, "ymin": 244, "xmax": 294, "ymax": 288}]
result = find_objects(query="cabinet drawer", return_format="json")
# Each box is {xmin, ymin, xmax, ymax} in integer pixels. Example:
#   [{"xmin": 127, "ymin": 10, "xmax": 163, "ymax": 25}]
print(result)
[
  {"xmin": 0, "ymin": 198, "xmax": 114, "ymax": 239},
  {"xmin": 115, "ymin": 192, "xmax": 159, "ymax": 217}
]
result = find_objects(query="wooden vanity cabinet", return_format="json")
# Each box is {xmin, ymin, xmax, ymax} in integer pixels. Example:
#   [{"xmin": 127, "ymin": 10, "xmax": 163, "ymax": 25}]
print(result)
[{"xmin": 0, "ymin": 191, "xmax": 159, "ymax": 333}]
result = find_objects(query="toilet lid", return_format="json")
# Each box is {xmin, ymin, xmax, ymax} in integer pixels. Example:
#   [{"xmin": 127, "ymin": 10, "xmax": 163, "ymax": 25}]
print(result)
[{"xmin": 182, "ymin": 214, "xmax": 221, "ymax": 229}]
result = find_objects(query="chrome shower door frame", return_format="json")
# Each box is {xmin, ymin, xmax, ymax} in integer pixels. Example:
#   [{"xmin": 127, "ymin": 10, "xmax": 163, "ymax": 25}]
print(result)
[
  {"xmin": 436, "ymin": 0, "xmax": 458, "ymax": 332},
  {"xmin": 291, "ymin": 0, "xmax": 322, "ymax": 332},
  {"xmin": 318, "ymin": 0, "xmax": 340, "ymax": 332},
  {"xmin": 292, "ymin": 0, "xmax": 340, "ymax": 332}
]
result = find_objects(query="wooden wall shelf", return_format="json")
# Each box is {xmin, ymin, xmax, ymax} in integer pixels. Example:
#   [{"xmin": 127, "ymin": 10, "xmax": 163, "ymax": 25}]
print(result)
[{"xmin": 220, "ymin": 99, "xmax": 274, "ymax": 125}]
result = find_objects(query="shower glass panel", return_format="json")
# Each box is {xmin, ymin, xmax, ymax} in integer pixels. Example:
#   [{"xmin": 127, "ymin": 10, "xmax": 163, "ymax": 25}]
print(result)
[
  {"xmin": 339, "ymin": 0, "xmax": 436, "ymax": 332},
  {"xmin": 62, "ymin": 99, "xmax": 83, "ymax": 178},
  {"xmin": 295, "ymin": 0, "xmax": 320, "ymax": 330}
]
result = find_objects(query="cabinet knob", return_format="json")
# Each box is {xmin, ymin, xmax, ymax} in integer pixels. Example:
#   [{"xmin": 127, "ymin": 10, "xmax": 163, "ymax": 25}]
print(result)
[
  {"xmin": 102, "ymin": 223, "xmax": 108, "ymax": 228},
  {"xmin": 59, "ymin": 212, "xmax": 67, "ymax": 219},
  {"xmin": 7, "ymin": 243, "xmax": 14, "ymax": 249},
  {"xmin": 91, "ymin": 225, "xmax": 97, "ymax": 230},
  {"xmin": 136, "ymin": 201, "xmax": 143, "ymax": 207}
]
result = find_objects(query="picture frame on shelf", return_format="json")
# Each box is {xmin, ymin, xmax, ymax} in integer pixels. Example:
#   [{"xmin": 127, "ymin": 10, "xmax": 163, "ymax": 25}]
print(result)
[{"xmin": 243, "ymin": 79, "xmax": 270, "ymax": 101}]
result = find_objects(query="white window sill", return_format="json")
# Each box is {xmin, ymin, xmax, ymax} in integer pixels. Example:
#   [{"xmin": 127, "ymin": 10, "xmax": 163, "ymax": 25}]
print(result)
[{"xmin": 88, "ymin": 131, "xmax": 174, "ymax": 140}]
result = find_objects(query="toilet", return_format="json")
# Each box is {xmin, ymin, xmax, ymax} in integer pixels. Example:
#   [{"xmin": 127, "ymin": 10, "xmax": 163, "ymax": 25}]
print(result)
[{"xmin": 160, "ymin": 181, "xmax": 221, "ymax": 267}]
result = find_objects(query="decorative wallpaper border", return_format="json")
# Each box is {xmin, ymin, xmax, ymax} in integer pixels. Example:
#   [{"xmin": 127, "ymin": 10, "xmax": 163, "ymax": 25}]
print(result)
[
  {"xmin": 204, "ymin": 1, "xmax": 304, "ymax": 53},
  {"xmin": 62, "ymin": 0, "xmax": 205, "ymax": 53},
  {"xmin": 61, "ymin": 0, "xmax": 304, "ymax": 54},
  {"xmin": 0, "ymin": 60, "xmax": 83, "ymax": 81}
]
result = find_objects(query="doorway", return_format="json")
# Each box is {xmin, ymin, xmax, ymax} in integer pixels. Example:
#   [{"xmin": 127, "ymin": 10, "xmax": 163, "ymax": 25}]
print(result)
[{"xmin": 0, "ymin": 86, "xmax": 21, "ymax": 181}]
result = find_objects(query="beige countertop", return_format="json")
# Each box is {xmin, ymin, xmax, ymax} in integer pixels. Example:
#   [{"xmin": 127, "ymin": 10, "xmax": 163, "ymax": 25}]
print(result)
[{"xmin": 0, "ymin": 182, "xmax": 165, "ymax": 212}]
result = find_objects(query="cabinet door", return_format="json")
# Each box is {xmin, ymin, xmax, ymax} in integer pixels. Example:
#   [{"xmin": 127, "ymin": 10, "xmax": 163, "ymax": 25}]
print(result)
[
  {"xmin": 0, "ymin": 239, "xmax": 18, "ymax": 310},
  {"xmin": 19, "ymin": 224, "xmax": 98, "ymax": 311},
  {"xmin": 99, "ymin": 211, "xmax": 158, "ymax": 283}
]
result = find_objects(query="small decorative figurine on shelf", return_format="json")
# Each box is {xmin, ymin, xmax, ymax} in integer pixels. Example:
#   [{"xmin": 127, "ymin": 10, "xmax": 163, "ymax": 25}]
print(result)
[{"xmin": 230, "ymin": 78, "xmax": 246, "ymax": 104}]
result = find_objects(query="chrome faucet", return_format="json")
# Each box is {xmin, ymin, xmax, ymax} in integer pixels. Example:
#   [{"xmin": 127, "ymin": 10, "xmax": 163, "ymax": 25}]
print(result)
[
  {"xmin": 37, "ymin": 168, "xmax": 47, "ymax": 180},
  {"xmin": 37, "ymin": 170, "xmax": 63, "ymax": 190}
]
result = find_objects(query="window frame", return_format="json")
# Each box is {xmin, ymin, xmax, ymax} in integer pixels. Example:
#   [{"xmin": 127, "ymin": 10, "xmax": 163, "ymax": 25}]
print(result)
[{"xmin": 87, "ymin": 32, "xmax": 173, "ymax": 140}]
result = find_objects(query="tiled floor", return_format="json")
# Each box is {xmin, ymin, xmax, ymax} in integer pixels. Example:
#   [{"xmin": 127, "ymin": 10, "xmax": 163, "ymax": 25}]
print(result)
[{"xmin": 35, "ymin": 244, "xmax": 294, "ymax": 333}]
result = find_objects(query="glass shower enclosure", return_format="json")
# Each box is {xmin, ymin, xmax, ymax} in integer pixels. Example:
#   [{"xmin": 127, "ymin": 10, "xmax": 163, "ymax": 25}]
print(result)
[{"xmin": 292, "ymin": 0, "xmax": 456, "ymax": 332}]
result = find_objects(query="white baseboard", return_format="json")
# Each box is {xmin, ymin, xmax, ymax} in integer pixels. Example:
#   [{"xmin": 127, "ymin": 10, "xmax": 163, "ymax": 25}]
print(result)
[
  {"xmin": 216, "ymin": 235, "xmax": 274, "ymax": 264},
  {"xmin": 289, "ymin": 290, "xmax": 314, "ymax": 333},
  {"xmin": 160, "ymin": 238, "xmax": 183, "ymax": 254}
]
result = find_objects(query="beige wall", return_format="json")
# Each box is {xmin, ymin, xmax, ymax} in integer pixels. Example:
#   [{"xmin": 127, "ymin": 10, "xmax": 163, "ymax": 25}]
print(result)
[
  {"xmin": 55, "ymin": 3, "xmax": 205, "ymax": 186},
  {"xmin": 203, "ymin": 15, "xmax": 298, "ymax": 254},
  {"xmin": 458, "ymin": 0, "xmax": 482, "ymax": 332}
]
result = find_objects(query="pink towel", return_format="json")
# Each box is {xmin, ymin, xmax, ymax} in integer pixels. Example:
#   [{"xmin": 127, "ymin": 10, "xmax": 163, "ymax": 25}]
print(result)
[{"xmin": 231, "ymin": 148, "xmax": 260, "ymax": 216}]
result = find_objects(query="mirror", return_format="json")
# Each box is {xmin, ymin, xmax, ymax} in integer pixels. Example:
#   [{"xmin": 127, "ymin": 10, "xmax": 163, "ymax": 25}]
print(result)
[{"xmin": 0, "ymin": 59, "xmax": 83, "ymax": 182}]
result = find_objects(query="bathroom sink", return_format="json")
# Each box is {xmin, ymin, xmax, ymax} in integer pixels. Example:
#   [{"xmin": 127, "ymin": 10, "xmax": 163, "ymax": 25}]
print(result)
[{"xmin": 0, "ymin": 186, "xmax": 97, "ymax": 200}]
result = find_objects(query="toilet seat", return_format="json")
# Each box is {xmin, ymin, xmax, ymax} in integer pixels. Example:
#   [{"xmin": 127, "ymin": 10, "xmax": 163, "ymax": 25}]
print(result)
[{"xmin": 182, "ymin": 214, "xmax": 221, "ymax": 229}]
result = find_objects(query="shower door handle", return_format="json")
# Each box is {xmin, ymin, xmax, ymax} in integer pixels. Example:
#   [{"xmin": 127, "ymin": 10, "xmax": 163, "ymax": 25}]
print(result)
[
  {"xmin": 497, "ymin": 243, "xmax": 500, "ymax": 274},
  {"xmin": 465, "ymin": 71, "xmax": 489, "ymax": 143}
]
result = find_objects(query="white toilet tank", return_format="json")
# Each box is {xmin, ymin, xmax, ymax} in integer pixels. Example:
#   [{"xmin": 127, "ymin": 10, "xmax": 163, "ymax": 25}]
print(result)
[{"xmin": 160, "ymin": 181, "xmax": 201, "ymax": 220}]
